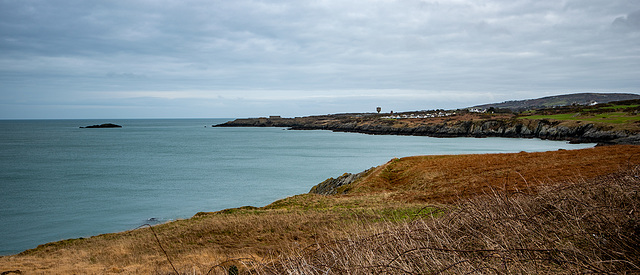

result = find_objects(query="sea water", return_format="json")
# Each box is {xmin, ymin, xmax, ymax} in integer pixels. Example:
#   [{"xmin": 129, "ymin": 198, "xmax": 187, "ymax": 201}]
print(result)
[{"xmin": 0, "ymin": 119, "xmax": 595, "ymax": 255}]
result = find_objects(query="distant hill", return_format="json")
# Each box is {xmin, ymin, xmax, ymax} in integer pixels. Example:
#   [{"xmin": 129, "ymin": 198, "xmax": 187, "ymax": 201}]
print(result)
[{"xmin": 471, "ymin": 93, "xmax": 640, "ymax": 111}]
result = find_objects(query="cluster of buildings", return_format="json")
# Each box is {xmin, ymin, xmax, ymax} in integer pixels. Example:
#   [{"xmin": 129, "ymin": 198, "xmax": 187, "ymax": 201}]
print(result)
[
  {"xmin": 468, "ymin": 108, "xmax": 487, "ymax": 113},
  {"xmin": 382, "ymin": 111, "xmax": 456, "ymax": 119}
]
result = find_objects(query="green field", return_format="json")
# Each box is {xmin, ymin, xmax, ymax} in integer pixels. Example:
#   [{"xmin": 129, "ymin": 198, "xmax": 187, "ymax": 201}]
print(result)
[
  {"xmin": 519, "ymin": 112, "xmax": 640, "ymax": 124},
  {"xmin": 583, "ymin": 104, "xmax": 640, "ymax": 111}
]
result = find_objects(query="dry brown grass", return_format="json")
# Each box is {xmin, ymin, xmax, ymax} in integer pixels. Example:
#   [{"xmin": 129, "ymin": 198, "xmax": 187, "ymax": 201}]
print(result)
[
  {"xmin": 400, "ymin": 113, "xmax": 515, "ymax": 126},
  {"xmin": 256, "ymin": 166, "xmax": 640, "ymax": 274},
  {"xmin": 1, "ymin": 145, "xmax": 639, "ymax": 274},
  {"xmin": 0, "ymin": 203, "xmax": 429, "ymax": 274},
  {"xmin": 350, "ymin": 145, "xmax": 640, "ymax": 204}
]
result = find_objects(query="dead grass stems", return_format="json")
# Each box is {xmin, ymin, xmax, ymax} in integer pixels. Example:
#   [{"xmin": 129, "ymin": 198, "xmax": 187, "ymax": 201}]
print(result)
[
  {"xmin": 254, "ymin": 167, "xmax": 640, "ymax": 274},
  {"xmin": 2, "ymin": 146, "xmax": 640, "ymax": 274}
]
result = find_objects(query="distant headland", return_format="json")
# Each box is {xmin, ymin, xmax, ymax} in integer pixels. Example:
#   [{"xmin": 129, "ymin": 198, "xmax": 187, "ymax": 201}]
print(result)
[{"xmin": 215, "ymin": 93, "xmax": 640, "ymax": 145}]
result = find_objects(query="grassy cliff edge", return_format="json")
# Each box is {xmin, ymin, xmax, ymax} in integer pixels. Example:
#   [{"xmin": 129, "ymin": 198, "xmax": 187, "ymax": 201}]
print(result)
[{"xmin": 1, "ymin": 145, "xmax": 640, "ymax": 274}]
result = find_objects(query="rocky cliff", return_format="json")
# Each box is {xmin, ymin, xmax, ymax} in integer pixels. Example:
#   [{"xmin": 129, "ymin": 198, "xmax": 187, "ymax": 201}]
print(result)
[
  {"xmin": 309, "ymin": 168, "xmax": 373, "ymax": 195},
  {"xmin": 216, "ymin": 116, "xmax": 637, "ymax": 145}
]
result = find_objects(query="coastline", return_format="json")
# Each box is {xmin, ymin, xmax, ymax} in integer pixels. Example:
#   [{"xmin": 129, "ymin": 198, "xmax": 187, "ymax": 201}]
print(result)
[
  {"xmin": 3, "ymin": 145, "xmax": 640, "ymax": 273},
  {"xmin": 3, "ymin": 107, "xmax": 640, "ymax": 272},
  {"xmin": 214, "ymin": 113, "xmax": 640, "ymax": 145},
  {"xmin": 0, "ymin": 119, "xmax": 596, "ymax": 257},
  {"xmin": 1, "ymin": 145, "xmax": 639, "ymax": 273}
]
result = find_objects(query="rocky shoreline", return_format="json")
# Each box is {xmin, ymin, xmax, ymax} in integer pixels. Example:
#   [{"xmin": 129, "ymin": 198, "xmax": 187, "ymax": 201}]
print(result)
[{"xmin": 215, "ymin": 115, "xmax": 640, "ymax": 145}]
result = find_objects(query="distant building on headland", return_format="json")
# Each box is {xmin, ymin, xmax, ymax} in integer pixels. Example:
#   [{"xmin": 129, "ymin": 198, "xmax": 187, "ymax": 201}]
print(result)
[{"xmin": 468, "ymin": 108, "xmax": 486, "ymax": 113}]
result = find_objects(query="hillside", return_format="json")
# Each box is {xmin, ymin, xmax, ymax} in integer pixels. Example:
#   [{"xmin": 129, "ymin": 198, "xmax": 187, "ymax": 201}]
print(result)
[
  {"xmin": 264, "ymin": 161, "xmax": 640, "ymax": 274},
  {"xmin": 1, "ymin": 145, "xmax": 639, "ymax": 274},
  {"xmin": 216, "ymin": 98, "xmax": 640, "ymax": 144},
  {"xmin": 471, "ymin": 92, "xmax": 640, "ymax": 111}
]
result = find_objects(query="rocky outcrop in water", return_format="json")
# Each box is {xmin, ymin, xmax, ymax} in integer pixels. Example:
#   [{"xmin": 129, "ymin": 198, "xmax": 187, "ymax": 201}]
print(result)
[{"xmin": 80, "ymin": 123, "xmax": 122, "ymax": 128}]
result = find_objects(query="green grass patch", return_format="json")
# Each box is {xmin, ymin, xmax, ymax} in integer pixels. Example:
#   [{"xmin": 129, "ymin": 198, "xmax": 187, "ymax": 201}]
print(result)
[
  {"xmin": 588, "ymin": 112, "xmax": 640, "ymax": 123},
  {"xmin": 520, "ymin": 113, "xmax": 580, "ymax": 120},
  {"xmin": 583, "ymin": 104, "xmax": 640, "ymax": 112},
  {"xmin": 519, "ymin": 112, "xmax": 640, "ymax": 124},
  {"xmin": 338, "ymin": 206, "xmax": 446, "ymax": 224},
  {"xmin": 600, "ymin": 104, "xmax": 640, "ymax": 110}
]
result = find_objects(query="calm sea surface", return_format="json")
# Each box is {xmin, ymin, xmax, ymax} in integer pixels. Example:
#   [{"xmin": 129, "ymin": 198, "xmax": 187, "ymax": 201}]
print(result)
[{"xmin": 0, "ymin": 119, "xmax": 595, "ymax": 255}]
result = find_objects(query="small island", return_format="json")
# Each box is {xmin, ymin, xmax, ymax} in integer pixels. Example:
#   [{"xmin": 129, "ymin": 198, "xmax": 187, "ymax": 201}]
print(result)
[{"xmin": 79, "ymin": 123, "xmax": 122, "ymax": 128}]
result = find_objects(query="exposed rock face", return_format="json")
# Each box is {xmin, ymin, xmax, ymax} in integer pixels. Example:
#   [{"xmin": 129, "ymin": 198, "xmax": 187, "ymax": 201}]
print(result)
[
  {"xmin": 309, "ymin": 169, "xmax": 372, "ymax": 195},
  {"xmin": 216, "ymin": 117, "xmax": 634, "ymax": 144},
  {"xmin": 597, "ymin": 134, "xmax": 640, "ymax": 146},
  {"xmin": 80, "ymin": 123, "xmax": 122, "ymax": 128}
]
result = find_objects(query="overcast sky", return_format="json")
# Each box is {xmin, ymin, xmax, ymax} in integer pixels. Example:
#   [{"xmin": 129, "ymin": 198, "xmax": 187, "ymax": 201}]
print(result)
[{"xmin": 1, "ymin": 0, "xmax": 639, "ymax": 119}]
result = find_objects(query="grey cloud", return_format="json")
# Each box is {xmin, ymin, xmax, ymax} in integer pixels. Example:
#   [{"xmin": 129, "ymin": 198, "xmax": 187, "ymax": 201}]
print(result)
[
  {"xmin": 106, "ymin": 72, "xmax": 147, "ymax": 79},
  {"xmin": 612, "ymin": 10, "xmax": 640, "ymax": 31},
  {"xmin": 1, "ymin": 0, "xmax": 639, "ymax": 118}
]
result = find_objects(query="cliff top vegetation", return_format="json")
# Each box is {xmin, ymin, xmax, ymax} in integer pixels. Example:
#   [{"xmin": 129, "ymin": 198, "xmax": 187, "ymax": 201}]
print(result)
[
  {"xmin": 516, "ymin": 99, "xmax": 640, "ymax": 127},
  {"xmin": 471, "ymin": 92, "xmax": 640, "ymax": 111},
  {"xmin": 217, "ymin": 98, "xmax": 640, "ymax": 143},
  {"xmin": 2, "ymin": 145, "xmax": 639, "ymax": 274}
]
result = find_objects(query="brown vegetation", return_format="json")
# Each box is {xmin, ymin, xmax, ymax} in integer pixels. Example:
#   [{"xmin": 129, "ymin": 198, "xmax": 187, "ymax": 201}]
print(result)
[
  {"xmin": 256, "ymin": 167, "xmax": 640, "ymax": 274},
  {"xmin": 1, "ymin": 146, "xmax": 639, "ymax": 274},
  {"xmin": 348, "ymin": 145, "xmax": 640, "ymax": 204}
]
